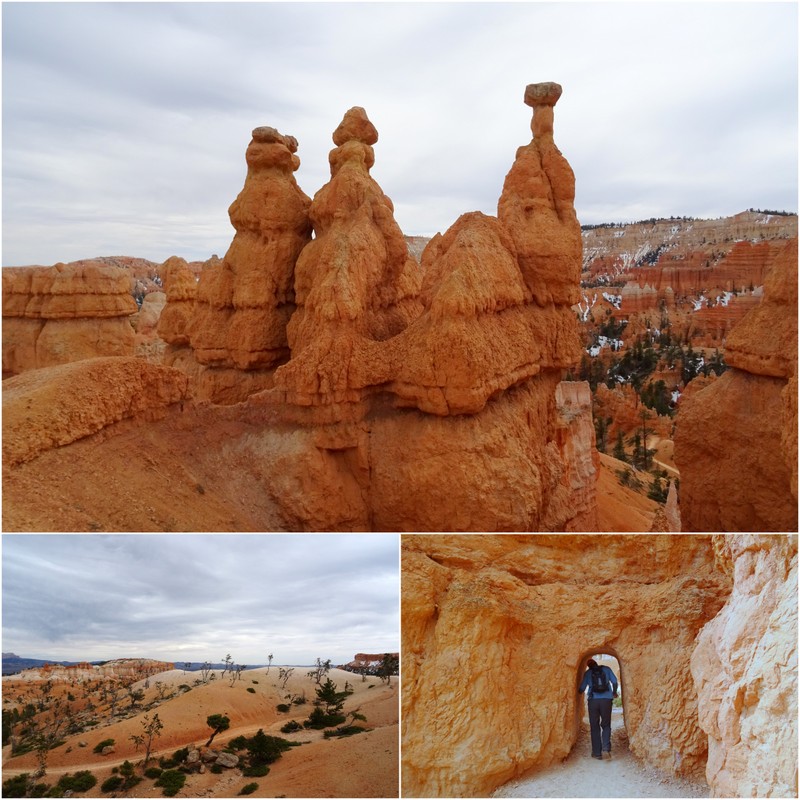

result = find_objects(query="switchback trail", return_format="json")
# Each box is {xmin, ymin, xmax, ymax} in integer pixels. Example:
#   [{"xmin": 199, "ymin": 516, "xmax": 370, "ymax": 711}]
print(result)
[{"xmin": 494, "ymin": 713, "xmax": 709, "ymax": 798}]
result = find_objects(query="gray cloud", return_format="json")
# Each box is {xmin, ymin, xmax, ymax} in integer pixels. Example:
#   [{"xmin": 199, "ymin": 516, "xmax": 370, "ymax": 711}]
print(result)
[
  {"xmin": 2, "ymin": 533, "xmax": 399, "ymax": 664},
  {"xmin": 2, "ymin": 2, "xmax": 797, "ymax": 266}
]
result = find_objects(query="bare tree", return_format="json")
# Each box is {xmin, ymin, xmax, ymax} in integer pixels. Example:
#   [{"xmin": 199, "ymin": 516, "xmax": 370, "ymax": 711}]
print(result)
[
  {"xmin": 129, "ymin": 712, "xmax": 164, "ymax": 765},
  {"xmin": 200, "ymin": 661, "xmax": 212, "ymax": 684},
  {"xmin": 267, "ymin": 654, "xmax": 274, "ymax": 674},
  {"xmin": 307, "ymin": 658, "xmax": 332, "ymax": 685},
  {"xmin": 222, "ymin": 654, "xmax": 233, "ymax": 676},
  {"xmin": 278, "ymin": 667, "xmax": 294, "ymax": 690}
]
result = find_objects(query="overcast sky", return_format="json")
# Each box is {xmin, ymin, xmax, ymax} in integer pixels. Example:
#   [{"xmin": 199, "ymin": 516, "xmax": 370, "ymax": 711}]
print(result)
[
  {"xmin": 3, "ymin": 2, "xmax": 797, "ymax": 266},
  {"xmin": 2, "ymin": 533, "xmax": 399, "ymax": 664}
]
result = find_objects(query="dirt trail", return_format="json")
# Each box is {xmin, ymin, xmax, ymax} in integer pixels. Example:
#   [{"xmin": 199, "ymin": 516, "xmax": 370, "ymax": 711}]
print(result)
[{"xmin": 494, "ymin": 713, "xmax": 709, "ymax": 798}]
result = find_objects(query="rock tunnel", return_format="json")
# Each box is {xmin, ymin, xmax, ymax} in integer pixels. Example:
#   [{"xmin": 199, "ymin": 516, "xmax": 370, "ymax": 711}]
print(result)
[{"xmin": 401, "ymin": 534, "xmax": 798, "ymax": 798}]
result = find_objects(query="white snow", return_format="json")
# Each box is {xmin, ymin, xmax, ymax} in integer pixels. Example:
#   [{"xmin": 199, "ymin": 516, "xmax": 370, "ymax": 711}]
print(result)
[{"xmin": 602, "ymin": 292, "xmax": 622, "ymax": 310}]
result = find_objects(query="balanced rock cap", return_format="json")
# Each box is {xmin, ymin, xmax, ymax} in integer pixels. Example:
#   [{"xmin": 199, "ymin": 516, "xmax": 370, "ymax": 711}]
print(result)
[
  {"xmin": 252, "ymin": 126, "xmax": 298, "ymax": 152},
  {"xmin": 332, "ymin": 107, "xmax": 379, "ymax": 146},
  {"xmin": 524, "ymin": 82, "xmax": 562, "ymax": 107}
]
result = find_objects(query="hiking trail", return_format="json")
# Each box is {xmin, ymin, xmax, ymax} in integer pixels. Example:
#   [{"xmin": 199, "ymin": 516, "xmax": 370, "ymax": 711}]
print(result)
[{"xmin": 494, "ymin": 712, "xmax": 709, "ymax": 798}]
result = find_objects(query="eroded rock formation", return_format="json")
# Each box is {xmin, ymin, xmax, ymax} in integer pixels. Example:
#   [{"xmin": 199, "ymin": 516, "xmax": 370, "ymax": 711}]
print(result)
[
  {"xmin": 253, "ymin": 86, "xmax": 591, "ymax": 530},
  {"xmin": 161, "ymin": 126, "xmax": 312, "ymax": 403},
  {"xmin": 2, "ymin": 262, "xmax": 137, "ymax": 376},
  {"xmin": 674, "ymin": 238, "xmax": 798, "ymax": 531},
  {"xmin": 691, "ymin": 535, "xmax": 798, "ymax": 798},
  {"xmin": 15, "ymin": 658, "xmax": 175, "ymax": 683},
  {"xmin": 401, "ymin": 535, "xmax": 731, "ymax": 797}
]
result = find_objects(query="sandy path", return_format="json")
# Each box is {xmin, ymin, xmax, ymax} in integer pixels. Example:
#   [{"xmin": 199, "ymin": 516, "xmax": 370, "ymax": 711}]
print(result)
[{"xmin": 494, "ymin": 713, "xmax": 709, "ymax": 798}]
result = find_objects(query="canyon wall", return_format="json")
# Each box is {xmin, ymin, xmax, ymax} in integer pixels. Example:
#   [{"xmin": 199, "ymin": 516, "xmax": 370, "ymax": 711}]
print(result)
[
  {"xmin": 401, "ymin": 535, "xmax": 731, "ymax": 797},
  {"xmin": 691, "ymin": 535, "xmax": 797, "ymax": 798},
  {"xmin": 674, "ymin": 238, "xmax": 798, "ymax": 531},
  {"xmin": 2, "ymin": 262, "xmax": 137, "ymax": 376}
]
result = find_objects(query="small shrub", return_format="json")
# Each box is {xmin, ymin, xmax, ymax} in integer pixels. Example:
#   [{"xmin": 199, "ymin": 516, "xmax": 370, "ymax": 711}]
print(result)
[
  {"xmin": 145, "ymin": 766, "xmax": 163, "ymax": 779},
  {"xmin": 2, "ymin": 774, "xmax": 29, "ymax": 798},
  {"xmin": 31, "ymin": 783, "xmax": 52, "ymax": 798},
  {"xmin": 101, "ymin": 775, "xmax": 124, "ymax": 793},
  {"xmin": 111, "ymin": 767, "xmax": 119, "ymax": 774},
  {"xmin": 292, "ymin": 695, "xmax": 306, "ymax": 705},
  {"xmin": 247, "ymin": 687, "xmax": 256, "ymax": 694},
  {"xmin": 280, "ymin": 720, "xmax": 303, "ymax": 733},
  {"xmin": 323, "ymin": 725, "xmax": 367, "ymax": 738},
  {"xmin": 227, "ymin": 735, "xmax": 249, "ymax": 750},
  {"xmin": 239, "ymin": 783, "xmax": 259, "ymax": 796},
  {"xmin": 93, "ymin": 737, "xmax": 115, "ymax": 754},
  {"xmin": 57, "ymin": 770, "xmax": 98, "ymax": 792},
  {"xmin": 276, "ymin": 703, "xmax": 290, "ymax": 712},
  {"xmin": 251, "ymin": 680, "xmax": 259, "ymax": 684},
  {"xmin": 155, "ymin": 769, "xmax": 186, "ymax": 797},
  {"xmin": 242, "ymin": 764, "xmax": 269, "ymax": 778},
  {"xmin": 210, "ymin": 764, "xmax": 224, "ymax": 774}
]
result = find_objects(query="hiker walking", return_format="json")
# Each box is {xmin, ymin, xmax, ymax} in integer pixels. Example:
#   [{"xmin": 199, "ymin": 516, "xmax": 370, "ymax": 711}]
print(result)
[{"xmin": 578, "ymin": 658, "xmax": 619, "ymax": 760}]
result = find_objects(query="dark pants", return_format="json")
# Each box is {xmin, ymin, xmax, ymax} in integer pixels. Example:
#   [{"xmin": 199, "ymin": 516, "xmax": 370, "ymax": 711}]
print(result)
[{"xmin": 588, "ymin": 698, "xmax": 613, "ymax": 756}]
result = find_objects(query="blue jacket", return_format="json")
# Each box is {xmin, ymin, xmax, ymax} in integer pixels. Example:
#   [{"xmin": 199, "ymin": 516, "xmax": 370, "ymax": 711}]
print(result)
[{"xmin": 579, "ymin": 665, "xmax": 618, "ymax": 700}]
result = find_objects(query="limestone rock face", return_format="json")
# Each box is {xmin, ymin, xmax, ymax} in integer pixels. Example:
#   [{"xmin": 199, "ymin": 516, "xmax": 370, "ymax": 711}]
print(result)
[
  {"xmin": 3, "ymin": 262, "xmax": 137, "ymax": 375},
  {"xmin": 401, "ymin": 535, "xmax": 731, "ymax": 797},
  {"xmin": 2, "ymin": 357, "xmax": 190, "ymax": 467},
  {"xmin": 161, "ymin": 127, "xmax": 312, "ymax": 402},
  {"xmin": 691, "ymin": 535, "xmax": 798, "ymax": 798},
  {"xmin": 674, "ymin": 238, "xmax": 798, "ymax": 531}
]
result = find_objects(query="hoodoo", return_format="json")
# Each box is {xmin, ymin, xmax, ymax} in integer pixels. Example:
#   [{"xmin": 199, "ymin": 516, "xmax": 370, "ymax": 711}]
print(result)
[
  {"xmin": 162, "ymin": 126, "xmax": 312, "ymax": 403},
  {"xmin": 247, "ymin": 84, "xmax": 594, "ymax": 530}
]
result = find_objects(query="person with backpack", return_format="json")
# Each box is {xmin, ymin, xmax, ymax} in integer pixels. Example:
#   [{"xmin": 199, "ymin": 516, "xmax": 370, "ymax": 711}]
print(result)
[{"xmin": 578, "ymin": 658, "xmax": 619, "ymax": 760}]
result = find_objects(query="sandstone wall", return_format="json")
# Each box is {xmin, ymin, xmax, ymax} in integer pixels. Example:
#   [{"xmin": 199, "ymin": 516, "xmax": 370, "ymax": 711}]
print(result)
[
  {"xmin": 674, "ymin": 238, "xmax": 798, "ymax": 531},
  {"xmin": 691, "ymin": 535, "xmax": 798, "ymax": 798},
  {"xmin": 3, "ymin": 262, "xmax": 137, "ymax": 375},
  {"xmin": 401, "ymin": 535, "xmax": 730, "ymax": 797}
]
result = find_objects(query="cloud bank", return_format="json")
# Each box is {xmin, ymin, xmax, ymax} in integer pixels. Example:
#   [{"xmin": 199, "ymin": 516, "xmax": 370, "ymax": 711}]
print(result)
[
  {"xmin": 2, "ymin": 533, "xmax": 399, "ymax": 665},
  {"xmin": 2, "ymin": 2, "xmax": 797, "ymax": 266}
]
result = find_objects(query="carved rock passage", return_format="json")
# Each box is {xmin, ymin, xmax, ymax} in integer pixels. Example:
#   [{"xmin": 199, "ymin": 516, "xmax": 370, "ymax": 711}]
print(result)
[
  {"xmin": 674, "ymin": 238, "xmax": 798, "ymax": 531},
  {"xmin": 691, "ymin": 535, "xmax": 798, "ymax": 798},
  {"xmin": 401, "ymin": 535, "xmax": 731, "ymax": 797}
]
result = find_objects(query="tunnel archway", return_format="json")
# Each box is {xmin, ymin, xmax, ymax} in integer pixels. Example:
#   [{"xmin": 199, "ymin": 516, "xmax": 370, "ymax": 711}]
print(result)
[{"xmin": 573, "ymin": 647, "xmax": 626, "ymax": 752}]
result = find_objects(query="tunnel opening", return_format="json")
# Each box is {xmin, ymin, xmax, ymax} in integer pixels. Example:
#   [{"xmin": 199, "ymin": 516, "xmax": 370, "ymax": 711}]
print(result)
[{"xmin": 573, "ymin": 649, "xmax": 626, "ymax": 758}]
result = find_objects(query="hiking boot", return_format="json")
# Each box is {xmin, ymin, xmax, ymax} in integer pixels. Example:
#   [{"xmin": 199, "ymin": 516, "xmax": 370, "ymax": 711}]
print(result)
[
  {"xmin": 604, "ymin": 750, "xmax": 612, "ymax": 759},
  {"xmin": 591, "ymin": 754, "xmax": 602, "ymax": 760}
]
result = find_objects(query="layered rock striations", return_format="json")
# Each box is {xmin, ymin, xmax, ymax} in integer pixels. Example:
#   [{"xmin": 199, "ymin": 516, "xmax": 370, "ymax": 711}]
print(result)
[
  {"xmin": 674, "ymin": 238, "xmax": 798, "ymax": 531},
  {"xmin": 691, "ymin": 535, "xmax": 798, "ymax": 798},
  {"xmin": 2, "ymin": 262, "xmax": 137, "ymax": 376},
  {"xmin": 161, "ymin": 126, "xmax": 312, "ymax": 403},
  {"xmin": 401, "ymin": 535, "xmax": 731, "ymax": 797}
]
